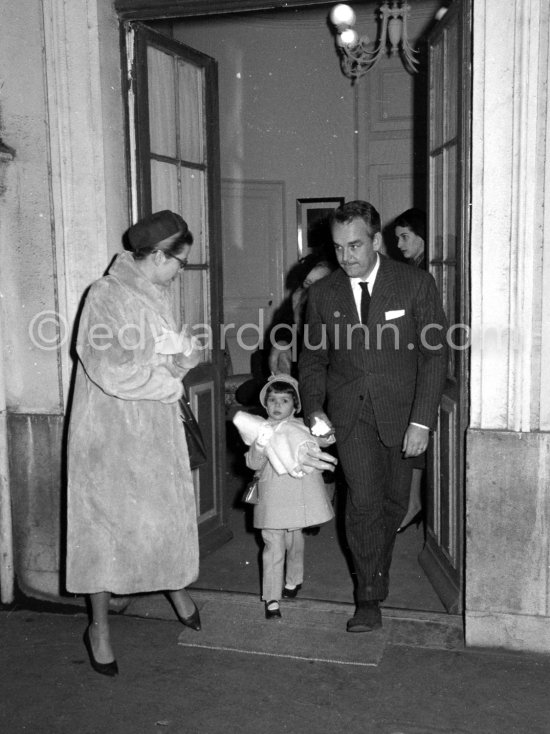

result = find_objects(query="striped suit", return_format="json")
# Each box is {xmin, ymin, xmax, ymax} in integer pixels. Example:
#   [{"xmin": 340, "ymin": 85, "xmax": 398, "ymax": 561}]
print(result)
[{"xmin": 299, "ymin": 255, "xmax": 448, "ymax": 602}]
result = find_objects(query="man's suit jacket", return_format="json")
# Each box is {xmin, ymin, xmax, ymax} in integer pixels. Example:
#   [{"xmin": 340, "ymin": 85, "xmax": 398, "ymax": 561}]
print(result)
[{"xmin": 298, "ymin": 255, "xmax": 448, "ymax": 447}]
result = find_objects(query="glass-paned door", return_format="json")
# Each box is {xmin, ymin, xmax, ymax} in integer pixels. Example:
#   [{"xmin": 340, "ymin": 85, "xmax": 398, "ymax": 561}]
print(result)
[
  {"xmin": 418, "ymin": 0, "xmax": 471, "ymax": 613},
  {"xmin": 125, "ymin": 22, "xmax": 230, "ymax": 553}
]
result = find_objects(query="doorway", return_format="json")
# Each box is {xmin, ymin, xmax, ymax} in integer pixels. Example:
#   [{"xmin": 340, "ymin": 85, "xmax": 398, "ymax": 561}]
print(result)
[{"xmin": 118, "ymin": 0, "xmax": 470, "ymax": 616}]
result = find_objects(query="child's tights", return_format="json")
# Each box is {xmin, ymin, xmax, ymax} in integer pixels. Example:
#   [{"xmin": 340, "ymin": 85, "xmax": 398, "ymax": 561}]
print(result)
[{"xmin": 261, "ymin": 528, "xmax": 304, "ymax": 602}]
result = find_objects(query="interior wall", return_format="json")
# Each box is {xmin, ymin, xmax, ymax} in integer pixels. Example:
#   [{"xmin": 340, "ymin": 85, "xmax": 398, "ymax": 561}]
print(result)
[
  {"xmin": 173, "ymin": 8, "xmax": 356, "ymax": 268},
  {"xmin": 171, "ymin": 2, "xmax": 440, "ymax": 372}
]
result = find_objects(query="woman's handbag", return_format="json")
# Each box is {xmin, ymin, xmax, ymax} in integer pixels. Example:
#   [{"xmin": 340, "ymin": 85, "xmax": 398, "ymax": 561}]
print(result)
[
  {"xmin": 242, "ymin": 475, "xmax": 260, "ymax": 504},
  {"xmin": 179, "ymin": 395, "xmax": 207, "ymax": 470}
]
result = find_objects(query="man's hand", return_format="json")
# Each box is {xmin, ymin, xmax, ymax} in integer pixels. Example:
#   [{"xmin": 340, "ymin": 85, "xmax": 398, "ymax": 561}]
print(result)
[
  {"xmin": 402, "ymin": 424, "xmax": 430, "ymax": 458},
  {"xmin": 301, "ymin": 448, "xmax": 338, "ymax": 472}
]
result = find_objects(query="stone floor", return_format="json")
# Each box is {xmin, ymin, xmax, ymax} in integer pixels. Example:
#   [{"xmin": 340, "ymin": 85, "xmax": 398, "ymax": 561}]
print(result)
[{"xmin": 1, "ymin": 603, "xmax": 549, "ymax": 734}]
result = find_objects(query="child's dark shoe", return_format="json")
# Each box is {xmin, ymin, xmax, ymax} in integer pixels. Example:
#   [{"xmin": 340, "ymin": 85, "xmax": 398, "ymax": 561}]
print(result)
[
  {"xmin": 265, "ymin": 600, "xmax": 281, "ymax": 619},
  {"xmin": 281, "ymin": 584, "xmax": 302, "ymax": 599}
]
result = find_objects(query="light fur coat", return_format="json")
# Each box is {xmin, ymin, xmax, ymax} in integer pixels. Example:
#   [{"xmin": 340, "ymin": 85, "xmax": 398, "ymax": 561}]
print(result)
[{"xmin": 66, "ymin": 252, "xmax": 200, "ymax": 595}]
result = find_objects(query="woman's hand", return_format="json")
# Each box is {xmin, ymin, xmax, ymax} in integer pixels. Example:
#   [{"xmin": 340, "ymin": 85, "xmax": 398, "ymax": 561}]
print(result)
[
  {"xmin": 154, "ymin": 327, "xmax": 184, "ymax": 355},
  {"xmin": 154, "ymin": 325, "xmax": 200, "ymax": 356},
  {"xmin": 268, "ymin": 345, "xmax": 293, "ymax": 375}
]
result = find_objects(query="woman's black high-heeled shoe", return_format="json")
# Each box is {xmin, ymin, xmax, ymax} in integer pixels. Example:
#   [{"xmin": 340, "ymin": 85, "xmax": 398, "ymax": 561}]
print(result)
[
  {"xmin": 178, "ymin": 603, "xmax": 201, "ymax": 631},
  {"xmin": 397, "ymin": 510, "xmax": 422, "ymax": 533},
  {"xmin": 83, "ymin": 627, "xmax": 119, "ymax": 677}
]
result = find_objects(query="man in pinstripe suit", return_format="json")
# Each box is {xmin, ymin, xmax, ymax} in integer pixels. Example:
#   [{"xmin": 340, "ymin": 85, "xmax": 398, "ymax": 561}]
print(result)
[{"xmin": 299, "ymin": 201, "xmax": 447, "ymax": 632}]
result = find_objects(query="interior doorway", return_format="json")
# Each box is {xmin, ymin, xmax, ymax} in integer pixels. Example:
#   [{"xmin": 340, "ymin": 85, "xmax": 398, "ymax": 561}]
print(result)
[{"xmin": 117, "ymin": 0, "xmax": 470, "ymax": 617}]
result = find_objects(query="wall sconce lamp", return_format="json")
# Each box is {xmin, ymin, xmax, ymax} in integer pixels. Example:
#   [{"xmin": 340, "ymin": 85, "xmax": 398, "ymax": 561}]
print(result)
[{"xmin": 329, "ymin": 2, "xmax": 419, "ymax": 80}]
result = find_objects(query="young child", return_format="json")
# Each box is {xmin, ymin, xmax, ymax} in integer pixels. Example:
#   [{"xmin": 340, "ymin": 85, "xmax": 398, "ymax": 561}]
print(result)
[{"xmin": 233, "ymin": 374, "xmax": 335, "ymax": 620}]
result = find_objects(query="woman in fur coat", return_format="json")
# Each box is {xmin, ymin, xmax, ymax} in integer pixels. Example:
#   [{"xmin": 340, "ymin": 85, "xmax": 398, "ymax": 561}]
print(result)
[{"xmin": 66, "ymin": 210, "xmax": 202, "ymax": 676}]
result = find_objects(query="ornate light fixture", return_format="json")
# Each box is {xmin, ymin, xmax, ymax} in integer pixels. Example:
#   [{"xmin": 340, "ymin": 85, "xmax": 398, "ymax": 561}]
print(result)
[{"xmin": 329, "ymin": 2, "xmax": 419, "ymax": 80}]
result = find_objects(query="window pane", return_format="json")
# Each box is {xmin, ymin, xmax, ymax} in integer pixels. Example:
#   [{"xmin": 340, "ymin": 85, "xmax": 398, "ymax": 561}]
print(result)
[
  {"xmin": 446, "ymin": 144, "xmax": 457, "ymax": 261},
  {"xmin": 181, "ymin": 269, "xmax": 211, "ymax": 363},
  {"xmin": 430, "ymin": 41, "xmax": 444, "ymax": 150},
  {"xmin": 430, "ymin": 152, "xmax": 444, "ymax": 261},
  {"xmin": 150, "ymin": 159, "xmax": 179, "ymax": 212},
  {"xmin": 444, "ymin": 24, "xmax": 458, "ymax": 141},
  {"xmin": 181, "ymin": 167, "xmax": 207, "ymax": 264},
  {"xmin": 445, "ymin": 262, "xmax": 456, "ymax": 378},
  {"xmin": 178, "ymin": 60, "xmax": 204, "ymax": 164},
  {"xmin": 147, "ymin": 47, "xmax": 177, "ymax": 158}
]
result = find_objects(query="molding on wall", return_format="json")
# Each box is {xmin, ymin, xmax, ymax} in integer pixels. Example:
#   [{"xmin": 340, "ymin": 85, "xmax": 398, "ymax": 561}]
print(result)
[
  {"xmin": 221, "ymin": 178, "xmax": 286, "ymax": 374},
  {"xmin": 41, "ymin": 0, "xmax": 110, "ymax": 403},
  {"xmin": 366, "ymin": 164, "xmax": 416, "ymax": 226},
  {"xmin": 470, "ymin": 0, "xmax": 550, "ymax": 431},
  {"xmin": 537, "ymin": 1, "xmax": 550, "ymax": 431},
  {"xmin": 369, "ymin": 65, "xmax": 416, "ymax": 133}
]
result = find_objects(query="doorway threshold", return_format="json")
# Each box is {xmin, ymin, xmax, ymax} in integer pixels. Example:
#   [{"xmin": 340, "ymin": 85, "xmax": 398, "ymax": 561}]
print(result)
[{"xmin": 126, "ymin": 589, "xmax": 464, "ymax": 652}]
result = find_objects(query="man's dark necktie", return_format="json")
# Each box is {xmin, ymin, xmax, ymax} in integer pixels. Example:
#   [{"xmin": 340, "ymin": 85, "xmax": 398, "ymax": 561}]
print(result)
[{"xmin": 359, "ymin": 282, "xmax": 370, "ymax": 325}]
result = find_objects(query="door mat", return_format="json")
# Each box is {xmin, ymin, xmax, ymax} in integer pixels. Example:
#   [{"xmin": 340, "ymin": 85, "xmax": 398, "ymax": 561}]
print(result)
[{"xmin": 177, "ymin": 592, "xmax": 386, "ymax": 667}]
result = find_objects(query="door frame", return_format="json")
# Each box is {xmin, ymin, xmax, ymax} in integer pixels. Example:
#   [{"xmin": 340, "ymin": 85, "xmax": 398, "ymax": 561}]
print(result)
[
  {"xmin": 121, "ymin": 21, "xmax": 230, "ymax": 553},
  {"xmin": 115, "ymin": 0, "xmax": 473, "ymax": 613},
  {"xmin": 115, "ymin": 0, "xmax": 335, "ymax": 21},
  {"xmin": 418, "ymin": 0, "xmax": 471, "ymax": 614}
]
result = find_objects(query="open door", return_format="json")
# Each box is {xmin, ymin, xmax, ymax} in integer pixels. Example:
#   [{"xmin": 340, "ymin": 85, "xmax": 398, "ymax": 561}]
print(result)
[
  {"xmin": 418, "ymin": 0, "xmax": 471, "ymax": 613},
  {"xmin": 124, "ymin": 22, "xmax": 231, "ymax": 553}
]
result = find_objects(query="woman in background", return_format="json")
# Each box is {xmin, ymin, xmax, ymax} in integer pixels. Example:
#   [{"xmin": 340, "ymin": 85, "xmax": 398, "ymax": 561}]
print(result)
[{"xmin": 394, "ymin": 208, "xmax": 427, "ymax": 532}]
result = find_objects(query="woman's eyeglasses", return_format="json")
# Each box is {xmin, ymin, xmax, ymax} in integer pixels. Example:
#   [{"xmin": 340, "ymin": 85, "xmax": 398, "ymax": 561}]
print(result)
[{"xmin": 166, "ymin": 252, "xmax": 188, "ymax": 270}]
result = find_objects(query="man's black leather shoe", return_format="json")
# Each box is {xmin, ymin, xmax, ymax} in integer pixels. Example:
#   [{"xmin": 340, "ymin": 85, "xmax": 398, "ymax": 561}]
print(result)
[{"xmin": 346, "ymin": 601, "xmax": 382, "ymax": 632}]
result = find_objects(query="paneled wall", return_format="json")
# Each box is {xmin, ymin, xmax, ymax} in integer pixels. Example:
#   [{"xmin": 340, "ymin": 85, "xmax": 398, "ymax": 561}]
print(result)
[
  {"xmin": 221, "ymin": 179, "xmax": 285, "ymax": 374},
  {"xmin": 172, "ymin": 2, "xmax": 440, "ymax": 370}
]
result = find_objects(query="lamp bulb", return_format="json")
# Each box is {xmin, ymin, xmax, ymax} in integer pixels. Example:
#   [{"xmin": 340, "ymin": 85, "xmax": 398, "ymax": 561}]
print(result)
[
  {"xmin": 338, "ymin": 28, "xmax": 359, "ymax": 48},
  {"xmin": 330, "ymin": 4, "xmax": 356, "ymax": 30}
]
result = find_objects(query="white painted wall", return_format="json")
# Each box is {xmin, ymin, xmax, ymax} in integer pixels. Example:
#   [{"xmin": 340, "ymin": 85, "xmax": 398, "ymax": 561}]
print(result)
[
  {"xmin": 0, "ymin": 0, "xmax": 128, "ymax": 413},
  {"xmin": 173, "ymin": 4, "xmax": 438, "ymax": 268},
  {"xmin": 173, "ymin": 8, "xmax": 356, "ymax": 269},
  {"xmin": 466, "ymin": 0, "xmax": 550, "ymax": 652},
  {"xmin": 0, "ymin": 0, "xmax": 63, "ymax": 413}
]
